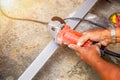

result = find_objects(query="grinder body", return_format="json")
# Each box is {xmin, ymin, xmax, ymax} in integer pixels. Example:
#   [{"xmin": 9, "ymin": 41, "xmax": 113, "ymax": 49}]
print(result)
[
  {"xmin": 57, "ymin": 24, "xmax": 92, "ymax": 47},
  {"xmin": 48, "ymin": 16, "xmax": 92, "ymax": 47}
]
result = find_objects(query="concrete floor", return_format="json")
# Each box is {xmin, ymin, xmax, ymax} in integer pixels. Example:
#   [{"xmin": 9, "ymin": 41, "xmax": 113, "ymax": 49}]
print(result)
[{"xmin": 0, "ymin": 0, "xmax": 120, "ymax": 80}]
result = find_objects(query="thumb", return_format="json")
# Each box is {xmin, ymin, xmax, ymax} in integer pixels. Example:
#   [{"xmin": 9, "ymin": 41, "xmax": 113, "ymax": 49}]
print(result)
[
  {"xmin": 77, "ymin": 34, "xmax": 90, "ymax": 46},
  {"xmin": 68, "ymin": 44, "xmax": 82, "ymax": 52},
  {"xmin": 68, "ymin": 44, "xmax": 83, "ymax": 56}
]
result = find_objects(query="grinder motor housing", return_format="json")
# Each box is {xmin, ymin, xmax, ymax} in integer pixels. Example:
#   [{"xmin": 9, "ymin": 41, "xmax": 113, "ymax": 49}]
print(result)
[{"xmin": 48, "ymin": 16, "xmax": 92, "ymax": 47}]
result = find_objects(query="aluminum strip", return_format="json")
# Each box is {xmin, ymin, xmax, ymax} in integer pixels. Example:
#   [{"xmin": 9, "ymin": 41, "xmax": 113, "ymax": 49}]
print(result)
[
  {"xmin": 18, "ymin": 0, "xmax": 97, "ymax": 80},
  {"xmin": 67, "ymin": 0, "xmax": 98, "ymax": 29},
  {"xmin": 18, "ymin": 40, "xmax": 58, "ymax": 80}
]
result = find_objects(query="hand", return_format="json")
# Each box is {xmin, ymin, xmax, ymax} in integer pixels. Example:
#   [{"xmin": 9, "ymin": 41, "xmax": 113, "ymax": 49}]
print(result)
[
  {"xmin": 77, "ymin": 29, "xmax": 111, "ymax": 46},
  {"xmin": 68, "ymin": 44, "xmax": 120, "ymax": 80},
  {"xmin": 68, "ymin": 44, "xmax": 101, "ymax": 65}
]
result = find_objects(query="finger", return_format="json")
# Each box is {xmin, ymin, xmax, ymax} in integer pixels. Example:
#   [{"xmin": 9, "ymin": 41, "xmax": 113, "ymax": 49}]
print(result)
[
  {"xmin": 76, "ymin": 52, "xmax": 84, "ymax": 60},
  {"xmin": 91, "ymin": 45, "xmax": 101, "ymax": 54},
  {"xmin": 94, "ymin": 42, "xmax": 102, "ymax": 48},
  {"xmin": 100, "ymin": 41, "xmax": 108, "ymax": 46},
  {"xmin": 68, "ymin": 44, "xmax": 82, "ymax": 52},
  {"xmin": 68, "ymin": 44, "xmax": 83, "ymax": 58},
  {"xmin": 77, "ymin": 34, "xmax": 90, "ymax": 46}
]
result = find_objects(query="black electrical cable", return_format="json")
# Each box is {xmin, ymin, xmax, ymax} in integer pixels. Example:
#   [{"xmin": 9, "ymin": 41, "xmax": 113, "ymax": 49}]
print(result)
[
  {"xmin": 0, "ymin": 6, "xmax": 107, "ymax": 28},
  {"xmin": 104, "ymin": 49, "xmax": 120, "ymax": 58},
  {"xmin": 64, "ymin": 17, "xmax": 107, "ymax": 29},
  {"xmin": 0, "ymin": 7, "xmax": 107, "ymax": 28},
  {"xmin": 100, "ymin": 47, "xmax": 120, "ymax": 58}
]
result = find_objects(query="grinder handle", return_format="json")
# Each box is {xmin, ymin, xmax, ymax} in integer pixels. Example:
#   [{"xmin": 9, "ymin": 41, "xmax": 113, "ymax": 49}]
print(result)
[{"xmin": 57, "ymin": 25, "xmax": 93, "ymax": 47}]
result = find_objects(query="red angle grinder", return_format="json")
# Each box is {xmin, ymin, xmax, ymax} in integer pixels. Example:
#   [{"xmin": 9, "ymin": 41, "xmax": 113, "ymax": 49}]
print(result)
[
  {"xmin": 48, "ymin": 16, "xmax": 120, "ymax": 58},
  {"xmin": 48, "ymin": 16, "xmax": 92, "ymax": 47}
]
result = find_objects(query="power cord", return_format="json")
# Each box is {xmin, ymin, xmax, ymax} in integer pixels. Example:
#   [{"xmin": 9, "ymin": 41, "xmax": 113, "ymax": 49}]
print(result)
[
  {"xmin": 0, "ymin": 6, "xmax": 108, "ymax": 29},
  {"xmin": 64, "ymin": 17, "xmax": 107, "ymax": 29},
  {"xmin": 0, "ymin": 7, "xmax": 48, "ymax": 25}
]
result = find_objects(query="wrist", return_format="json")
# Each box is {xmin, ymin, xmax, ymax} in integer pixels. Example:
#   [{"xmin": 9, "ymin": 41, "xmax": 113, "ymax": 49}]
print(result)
[
  {"xmin": 109, "ymin": 24, "xmax": 117, "ymax": 43},
  {"xmin": 101, "ymin": 29, "xmax": 111, "ymax": 44},
  {"xmin": 89, "ymin": 56, "xmax": 103, "ymax": 68},
  {"xmin": 106, "ymin": 26, "xmax": 120, "ymax": 44},
  {"xmin": 101, "ymin": 27, "xmax": 120, "ymax": 44},
  {"xmin": 105, "ymin": 27, "xmax": 120, "ymax": 43},
  {"xmin": 87, "ymin": 54, "xmax": 101, "ymax": 66}
]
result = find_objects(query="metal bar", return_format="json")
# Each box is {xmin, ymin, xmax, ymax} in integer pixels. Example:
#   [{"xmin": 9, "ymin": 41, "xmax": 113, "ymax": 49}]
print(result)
[
  {"xmin": 18, "ymin": 40, "xmax": 58, "ymax": 80},
  {"xmin": 66, "ymin": 0, "xmax": 97, "ymax": 29},
  {"xmin": 18, "ymin": 0, "xmax": 97, "ymax": 80}
]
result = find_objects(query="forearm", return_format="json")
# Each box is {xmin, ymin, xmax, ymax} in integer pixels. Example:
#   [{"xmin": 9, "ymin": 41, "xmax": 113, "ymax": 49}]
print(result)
[
  {"xmin": 88, "ymin": 28, "xmax": 120, "ymax": 80},
  {"xmin": 90, "ymin": 57, "xmax": 120, "ymax": 80}
]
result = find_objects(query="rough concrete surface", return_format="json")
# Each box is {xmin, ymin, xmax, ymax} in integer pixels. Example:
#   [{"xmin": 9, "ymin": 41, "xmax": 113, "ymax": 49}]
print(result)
[{"xmin": 0, "ymin": 0, "xmax": 120, "ymax": 80}]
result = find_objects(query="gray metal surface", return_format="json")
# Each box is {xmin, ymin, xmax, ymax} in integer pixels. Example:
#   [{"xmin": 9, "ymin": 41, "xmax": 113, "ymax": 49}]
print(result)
[
  {"xmin": 18, "ymin": 40, "xmax": 58, "ymax": 80},
  {"xmin": 18, "ymin": 0, "xmax": 97, "ymax": 80},
  {"xmin": 66, "ymin": 0, "xmax": 97, "ymax": 29}
]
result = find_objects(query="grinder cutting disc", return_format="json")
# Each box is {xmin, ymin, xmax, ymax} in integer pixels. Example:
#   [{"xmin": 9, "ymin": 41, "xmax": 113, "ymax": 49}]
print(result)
[{"xmin": 51, "ymin": 16, "xmax": 66, "ymax": 24}]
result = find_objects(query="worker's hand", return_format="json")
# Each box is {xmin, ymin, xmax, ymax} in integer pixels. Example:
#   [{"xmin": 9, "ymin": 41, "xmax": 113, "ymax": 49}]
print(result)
[
  {"xmin": 77, "ymin": 29, "xmax": 111, "ymax": 46},
  {"xmin": 68, "ymin": 44, "xmax": 101, "ymax": 65}
]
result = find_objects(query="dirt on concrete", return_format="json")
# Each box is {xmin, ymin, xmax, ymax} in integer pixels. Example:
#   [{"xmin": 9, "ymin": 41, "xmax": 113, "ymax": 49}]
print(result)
[{"xmin": 0, "ymin": 0, "xmax": 120, "ymax": 80}]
